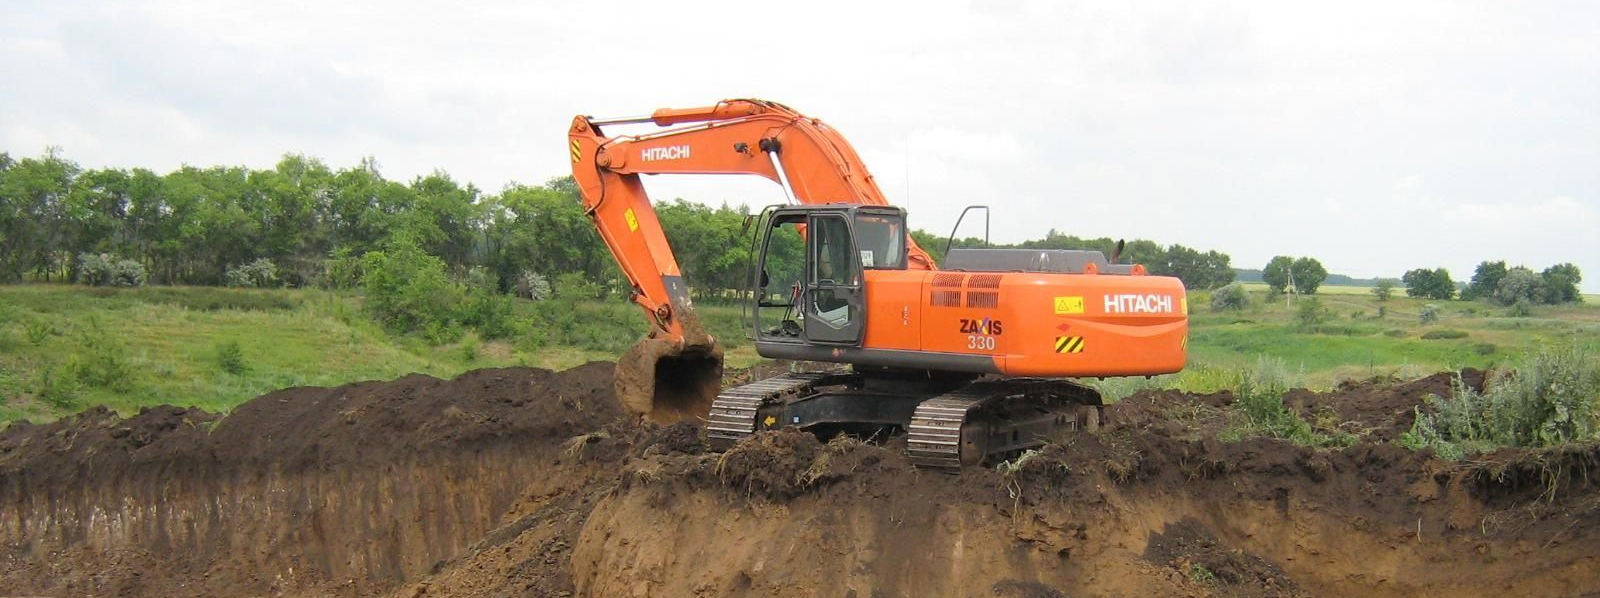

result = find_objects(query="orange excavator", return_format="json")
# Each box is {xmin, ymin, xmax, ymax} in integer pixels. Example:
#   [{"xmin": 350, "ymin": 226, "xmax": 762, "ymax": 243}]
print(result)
[{"xmin": 569, "ymin": 99, "xmax": 1187, "ymax": 467}]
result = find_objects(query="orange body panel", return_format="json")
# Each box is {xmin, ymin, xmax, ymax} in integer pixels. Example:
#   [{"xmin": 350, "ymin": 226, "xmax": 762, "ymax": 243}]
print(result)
[{"xmin": 860, "ymin": 270, "xmax": 1187, "ymax": 376}]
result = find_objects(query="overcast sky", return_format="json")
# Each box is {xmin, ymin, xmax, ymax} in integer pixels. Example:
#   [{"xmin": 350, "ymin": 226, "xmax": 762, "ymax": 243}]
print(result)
[{"xmin": 3, "ymin": 0, "xmax": 1596, "ymax": 291}]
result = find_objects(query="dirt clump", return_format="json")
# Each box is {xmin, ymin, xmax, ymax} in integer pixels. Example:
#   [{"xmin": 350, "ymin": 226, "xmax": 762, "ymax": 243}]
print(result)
[{"xmin": 1144, "ymin": 518, "xmax": 1308, "ymax": 598}]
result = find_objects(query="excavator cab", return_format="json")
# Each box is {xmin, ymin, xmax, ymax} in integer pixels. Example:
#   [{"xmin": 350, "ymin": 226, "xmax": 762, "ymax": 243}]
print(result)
[{"xmin": 752, "ymin": 205, "xmax": 905, "ymax": 347}]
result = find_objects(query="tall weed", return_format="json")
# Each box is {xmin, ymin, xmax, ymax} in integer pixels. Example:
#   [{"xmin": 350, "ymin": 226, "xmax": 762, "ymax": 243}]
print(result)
[
  {"xmin": 1402, "ymin": 344, "xmax": 1600, "ymax": 458},
  {"xmin": 1223, "ymin": 357, "xmax": 1351, "ymax": 447}
]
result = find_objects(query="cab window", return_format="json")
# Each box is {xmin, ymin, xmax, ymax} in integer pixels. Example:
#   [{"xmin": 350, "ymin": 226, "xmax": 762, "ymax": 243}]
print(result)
[{"xmin": 853, "ymin": 212, "xmax": 906, "ymax": 270}]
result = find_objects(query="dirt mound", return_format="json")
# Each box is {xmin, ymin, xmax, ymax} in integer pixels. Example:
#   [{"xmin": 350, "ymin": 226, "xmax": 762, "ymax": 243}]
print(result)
[
  {"xmin": 0, "ymin": 363, "xmax": 621, "ymax": 598},
  {"xmin": 2, "ymin": 364, "xmax": 1598, "ymax": 598},
  {"xmin": 1285, "ymin": 368, "xmax": 1489, "ymax": 442}
]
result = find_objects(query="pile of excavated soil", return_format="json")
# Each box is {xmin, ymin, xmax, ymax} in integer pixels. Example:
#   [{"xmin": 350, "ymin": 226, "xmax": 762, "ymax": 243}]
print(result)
[{"xmin": 2, "ymin": 365, "xmax": 1598, "ymax": 598}]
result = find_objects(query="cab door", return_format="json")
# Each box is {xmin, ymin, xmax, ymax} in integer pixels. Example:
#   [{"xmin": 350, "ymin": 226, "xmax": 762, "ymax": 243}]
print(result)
[{"xmin": 804, "ymin": 213, "xmax": 865, "ymax": 344}]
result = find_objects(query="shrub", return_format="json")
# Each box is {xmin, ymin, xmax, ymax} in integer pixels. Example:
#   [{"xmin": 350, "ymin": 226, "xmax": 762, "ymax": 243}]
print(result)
[
  {"xmin": 1419, "ymin": 304, "xmax": 1439, "ymax": 324},
  {"xmin": 555, "ymin": 271, "xmax": 604, "ymax": 300},
  {"xmin": 23, "ymin": 318, "xmax": 54, "ymax": 346},
  {"xmin": 36, "ymin": 364, "xmax": 78, "ymax": 409},
  {"xmin": 1295, "ymin": 297, "xmax": 1329, "ymax": 329},
  {"xmin": 361, "ymin": 241, "xmax": 464, "ymax": 339},
  {"xmin": 77, "ymin": 253, "xmax": 148, "ymax": 287},
  {"xmin": 1474, "ymin": 343, "xmax": 1497, "ymax": 356},
  {"xmin": 1420, "ymin": 329, "xmax": 1468, "ymax": 340},
  {"xmin": 1508, "ymin": 298, "xmax": 1533, "ymax": 318},
  {"xmin": 66, "ymin": 318, "xmax": 133, "ymax": 392},
  {"xmin": 515, "ymin": 270, "xmax": 553, "ymax": 301},
  {"xmin": 1401, "ymin": 344, "xmax": 1600, "ymax": 458},
  {"xmin": 1209, "ymin": 283, "xmax": 1249, "ymax": 311},
  {"xmin": 224, "ymin": 258, "xmax": 279, "ymax": 288},
  {"xmin": 215, "ymin": 340, "xmax": 247, "ymax": 375},
  {"xmin": 323, "ymin": 249, "xmax": 364, "ymax": 290}
]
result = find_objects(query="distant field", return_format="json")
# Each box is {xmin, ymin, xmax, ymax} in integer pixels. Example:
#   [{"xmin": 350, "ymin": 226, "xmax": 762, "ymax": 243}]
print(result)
[
  {"xmin": 1238, "ymin": 282, "xmax": 1375, "ymax": 295},
  {"xmin": 0, "ymin": 283, "xmax": 1595, "ymax": 423}
]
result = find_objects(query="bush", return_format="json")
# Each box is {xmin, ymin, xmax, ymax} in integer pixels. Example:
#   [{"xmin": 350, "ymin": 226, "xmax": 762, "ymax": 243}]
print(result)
[
  {"xmin": 66, "ymin": 318, "xmax": 133, "ymax": 392},
  {"xmin": 215, "ymin": 340, "xmax": 247, "ymax": 375},
  {"xmin": 1419, "ymin": 304, "xmax": 1440, "ymax": 324},
  {"xmin": 515, "ymin": 270, "xmax": 553, "ymax": 301},
  {"xmin": 1508, "ymin": 298, "xmax": 1534, "ymax": 318},
  {"xmin": 1474, "ymin": 343, "xmax": 1497, "ymax": 356},
  {"xmin": 77, "ymin": 253, "xmax": 148, "ymax": 287},
  {"xmin": 1295, "ymin": 297, "xmax": 1329, "ymax": 329},
  {"xmin": 1420, "ymin": 329, "xmax": 1468, "ymax": 340},
  {"xmin": 459, "ymin": 286, "xmax": 517, "ymax": 340},
  {"xmin": 23, "ymin": 318, "xmax": 54, "ymax": 346},
  {"xmin": 224, "ymin": 258, "xmax": 279, "ymax": 288},
  {"xmin": 361, "ymin": 241, "xmax": 464, "ymax": 339},
  {"xmin": 1209, "ymin": 283, "xmax": 1249, "ymax": 311},
  {"xmin": 1402, "ymin": 344, "xmax": 1600, "ymax": 458},
  {"xmin": 323, "ymin": 249, "xmax": 364, "ymax": 290},
  {"xmin": 36, "ymin": 364, "xmax": 79, "ymax": 409}
]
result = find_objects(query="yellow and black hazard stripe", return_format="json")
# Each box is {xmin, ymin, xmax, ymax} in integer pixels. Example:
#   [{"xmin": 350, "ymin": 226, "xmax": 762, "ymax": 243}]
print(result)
[
  {"xmin": 570, "ymin": 140, "xmax": 582, "ymax": 163},
  {"xmin": 1054, "ymin": 336, "xmax": 1085, "ymax": 354}
]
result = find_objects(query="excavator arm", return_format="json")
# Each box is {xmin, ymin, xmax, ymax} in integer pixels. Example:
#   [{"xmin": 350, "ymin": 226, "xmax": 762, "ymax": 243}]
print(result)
[{"xmin": 568, "ymin": 99, "xmax": 935, "ymax": 422}]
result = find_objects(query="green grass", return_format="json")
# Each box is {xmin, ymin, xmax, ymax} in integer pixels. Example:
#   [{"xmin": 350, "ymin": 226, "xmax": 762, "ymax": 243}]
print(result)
[
  {"xmin": 1186, "ymin": 291, "xmax": 1599, "ymax": 389},
  {"xmin": 0, "ymin": 283, "xmax": 1594, "ymax": 425},
  {"xmin": 1238, "ymin": 282, "xmax": 1377, "ymax": 295}
]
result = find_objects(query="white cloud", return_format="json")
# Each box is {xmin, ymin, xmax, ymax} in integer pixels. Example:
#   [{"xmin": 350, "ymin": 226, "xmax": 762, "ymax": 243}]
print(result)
[{"xmin": 1, "ymin": 0, "xmax": 1596, "ymax": 290}]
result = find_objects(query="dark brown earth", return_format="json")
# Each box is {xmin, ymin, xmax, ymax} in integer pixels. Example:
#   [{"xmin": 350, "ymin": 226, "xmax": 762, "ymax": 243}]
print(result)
[{"xmin": 2, "ymin": 364, "xmax": 1597, "ymax": 598}]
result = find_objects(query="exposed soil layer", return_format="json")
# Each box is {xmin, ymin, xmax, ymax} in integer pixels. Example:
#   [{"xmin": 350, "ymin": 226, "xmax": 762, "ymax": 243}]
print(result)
[{"xmin": 2, "ymin": 365, "xmax": 1597, "ymax": 598}]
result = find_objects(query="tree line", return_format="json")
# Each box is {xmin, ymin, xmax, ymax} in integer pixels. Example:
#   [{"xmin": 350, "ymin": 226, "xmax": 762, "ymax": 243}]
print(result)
[
  {"xmin": 1400, "ymin": 261, "xmax": 1584, "ymax": 305},
  {"xmin": 0, "ymin": 150, "xmax": 1249, "ymax": 299}
]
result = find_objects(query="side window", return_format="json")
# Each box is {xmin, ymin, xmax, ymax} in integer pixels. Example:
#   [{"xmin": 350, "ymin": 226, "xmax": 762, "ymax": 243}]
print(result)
[{"xmin": 811, "ymin": 216, "xmax": 854, "ymax": 284}]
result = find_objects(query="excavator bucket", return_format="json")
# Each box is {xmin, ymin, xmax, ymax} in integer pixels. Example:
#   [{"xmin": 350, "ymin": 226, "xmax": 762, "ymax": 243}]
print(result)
[{"xmin": 614, "ymin": 336, "xmax": 724, "ymax": 424}]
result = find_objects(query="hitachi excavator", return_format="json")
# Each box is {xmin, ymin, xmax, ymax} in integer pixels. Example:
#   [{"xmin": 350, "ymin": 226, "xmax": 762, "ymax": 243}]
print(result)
[{"xmin": 568, "ymin": 99, "xmax": 1187, "ymax": 468}]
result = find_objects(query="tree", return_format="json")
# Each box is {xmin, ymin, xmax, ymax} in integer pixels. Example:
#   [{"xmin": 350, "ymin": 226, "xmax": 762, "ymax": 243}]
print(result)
[
  {"xmin": 1493, "ymin": 267, "xmax": 1545, "ymax": 306},
  {"xmin": 1262, "ymin": 256, "xmax": 1294, "ymax": 294},
  {"xmin": 1540, "ymin": 263, "xmax": 1582, "ymax": 304},
  {"xmin": 1155, "ymin": 244, "xmax": 1235, "ymax": 290},
  {"xmin": 1464, "ymin": 260, "xmax": 1508, "ymax": 301},
  {"xmin": 1371, "ymin": 278, "xmax": 1397, "ymax": 301},
  {"xmin": 1290, "ymin": 257, "xmax": 1328, "ymax": 295},
  {"xmin": 1402, "ymin": 268, "xmax": 1455, "ymax": 300}
]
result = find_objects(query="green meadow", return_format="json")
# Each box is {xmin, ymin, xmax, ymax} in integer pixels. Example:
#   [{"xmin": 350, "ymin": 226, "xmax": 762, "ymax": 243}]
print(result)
[{"xmin": 0, "ymin": 283, "xmax": 1595, "ymax": 423}]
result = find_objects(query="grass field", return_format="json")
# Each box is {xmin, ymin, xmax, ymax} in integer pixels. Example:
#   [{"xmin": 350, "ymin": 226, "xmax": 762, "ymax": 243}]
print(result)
[
  {"xmin": 0, "ymin": 283, "xmax": 1595, "ymax": 423},
  {"xmin": 1238, "ymin": 282, "xmax": 1378, "ymax": 296}
]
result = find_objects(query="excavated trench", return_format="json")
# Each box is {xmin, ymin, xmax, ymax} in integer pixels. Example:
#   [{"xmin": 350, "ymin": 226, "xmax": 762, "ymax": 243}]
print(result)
[{"xmin": 1, "ymin": 364, "xmax": 1597, "ymax": 598}]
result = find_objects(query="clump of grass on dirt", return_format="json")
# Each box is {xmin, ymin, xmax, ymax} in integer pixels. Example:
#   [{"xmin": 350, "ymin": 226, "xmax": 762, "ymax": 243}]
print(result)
[
  {"xmin": 1220, "ymin": 357, "xmax": 1354, "ymax": 448},
  {"xmin": 1401, "ymin": 344, "xmax": 1600, "ymax": 460}
]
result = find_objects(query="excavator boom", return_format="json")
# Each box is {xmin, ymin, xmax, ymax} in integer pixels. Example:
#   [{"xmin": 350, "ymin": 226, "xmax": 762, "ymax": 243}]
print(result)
[{"xmin": 569, "ymin": 99, "xmax": 935, "ymax": 422}]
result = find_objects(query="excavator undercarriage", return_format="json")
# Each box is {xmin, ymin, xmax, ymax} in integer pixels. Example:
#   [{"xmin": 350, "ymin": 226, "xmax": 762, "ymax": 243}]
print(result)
[{"xmin": 706, "ymin": 368, "xmax": 1103, "ymax": 469}]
